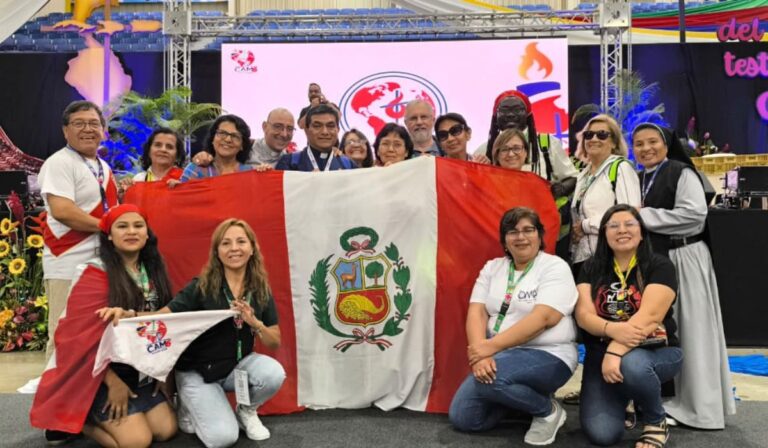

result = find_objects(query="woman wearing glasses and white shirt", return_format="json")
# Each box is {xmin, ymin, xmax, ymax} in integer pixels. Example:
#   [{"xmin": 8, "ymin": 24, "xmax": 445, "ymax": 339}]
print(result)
[
  {"xmin": 178, "ymin": 115, "xmax": 254, "ymax": 183},
  {"xmin": 570, "ymin": 114, "xmax": 641, "ymax": 278},
  {"xmin": 449, "ymin": 207, "xmax": 577, "ymax": 446}
]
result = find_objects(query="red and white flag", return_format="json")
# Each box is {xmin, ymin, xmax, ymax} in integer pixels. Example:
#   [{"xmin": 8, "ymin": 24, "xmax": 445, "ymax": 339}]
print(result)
[
  {"xmin": 122, "ymin": 156, "xmax": 559, "ymax": 414},
  {"xmin": 93, "ymin": 310, "xmax": 236, "ymax": 382}
]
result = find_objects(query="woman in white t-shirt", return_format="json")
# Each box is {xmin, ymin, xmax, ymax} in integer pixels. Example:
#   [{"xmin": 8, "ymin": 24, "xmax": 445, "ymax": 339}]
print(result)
[{"xmin": 448, "ymin": 207, "xmax": 578, "ymax": 446}]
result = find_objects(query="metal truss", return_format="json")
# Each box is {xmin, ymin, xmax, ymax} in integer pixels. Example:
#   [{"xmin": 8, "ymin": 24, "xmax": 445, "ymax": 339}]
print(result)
[{"xmin": 163, "ymin": 1, "xmax": 630, "ymax": 118}]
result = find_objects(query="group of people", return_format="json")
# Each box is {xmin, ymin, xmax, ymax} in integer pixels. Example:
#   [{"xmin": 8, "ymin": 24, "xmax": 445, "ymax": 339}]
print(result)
[{"xmin": 34, "ymin": 87, "xmax": 733, "ymax": 447}]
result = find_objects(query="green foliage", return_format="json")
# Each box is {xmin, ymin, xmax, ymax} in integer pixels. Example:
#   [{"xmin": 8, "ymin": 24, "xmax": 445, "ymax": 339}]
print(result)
[
  {"xmin": 365, "ymin": 261, "xmax": 384, "ymax": 285},
  {"xmin": 309, "ymin": 255, "xmax": 347, "ymax": 337}
]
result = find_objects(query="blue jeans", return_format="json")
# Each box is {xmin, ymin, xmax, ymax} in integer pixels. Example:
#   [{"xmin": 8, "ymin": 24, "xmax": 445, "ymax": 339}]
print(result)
[
  {"xmin": 449, "ymin": 347, "xmax": 573, "ymax": 432},
  {"xmin": 175, "ymin": 353, "xmax": 285, "ymax": 448},
  {"xmin": 580, "ymin": 345, "xmax": 683, "ymax": 446}
]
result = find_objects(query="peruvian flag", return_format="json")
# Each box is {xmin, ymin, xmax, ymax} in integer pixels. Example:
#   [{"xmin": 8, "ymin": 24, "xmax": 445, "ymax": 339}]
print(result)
[{"xmin": 120, "ymin": 156, "xmax": 559, "ymax": 414}]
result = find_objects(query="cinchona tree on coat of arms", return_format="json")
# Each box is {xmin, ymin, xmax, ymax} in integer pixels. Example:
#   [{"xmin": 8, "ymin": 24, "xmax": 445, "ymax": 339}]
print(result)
[{"xmin": 309, "ymin": 227, "xmax": 412, "ymax": 352}]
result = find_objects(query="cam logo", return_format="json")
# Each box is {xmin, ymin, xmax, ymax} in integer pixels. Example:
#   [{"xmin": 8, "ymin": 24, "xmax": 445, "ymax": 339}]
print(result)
[
  {"xmin": 136, "ymin": 320, "xmax": 172, "ymax": 354},
  {"xmin": 339, "ymin": 71, "xmax": 447, "ymax": 138},
  {"xmin": 309, "ymin": 227, "xmax": 412, "ymax": 352},
  {"xmin": 230, "ymin": 49, "xmax": 258, "ymax": 73}
]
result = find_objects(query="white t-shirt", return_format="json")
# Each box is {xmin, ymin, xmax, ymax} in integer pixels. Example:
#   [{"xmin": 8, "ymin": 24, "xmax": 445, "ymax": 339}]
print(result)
[
  {"xmin": 39, "ymin": 147, "xmax": 114, "ymax": 280},
  {"xmin": 469, "ymin": 252, "xmax": 578, "ymax": 371},
  {"xmin": 570, "ymin": 155, "xmax": 642, "ymax": 263}
]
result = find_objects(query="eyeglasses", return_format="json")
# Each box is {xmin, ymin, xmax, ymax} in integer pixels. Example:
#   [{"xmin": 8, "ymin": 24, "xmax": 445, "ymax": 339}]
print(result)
[
  {"xmin": 68, "ymin": 120, "xmax": 103, "ymax": 130},
  {"xmin": 583, "ymin": 130, "xmax": 612, "ymax": 141},
  {"xmin": 498, "ymin": 145, "xmax": 526, "ymax": 155},
  {"xmin": 269, "ymin": 123, "xmax": 295, "ymax": 134},
  {"xmin": 605, "ymin": 220, "xmax": 640, "ymax": 231},
  {"xmin": 379, "ymin": 140, "xmax": 405, "ymax": 150},
  {"xmin": 215, "ymin": 130, "xmax": 243, "ymax": 142},
  {"xmin": 345, "ymin": 138, "xmax": 366, "ymax": 146},
  {"xmin": 436, "ymin": 124, "xmax": 465, "ymax": 142},
  {"xmin": 497, "ymin": 106, "xmax": 527, "ymax": 116},
  {"xmin": 507, "ymin": 227, "xmax": 537, "ymax": 237}
]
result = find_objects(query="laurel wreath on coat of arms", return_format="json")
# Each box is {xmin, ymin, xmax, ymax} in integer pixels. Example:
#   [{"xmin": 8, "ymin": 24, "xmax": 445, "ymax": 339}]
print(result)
[{"xmin": 309, "ymin": 226, "xmax": 412, "ymax": 352}]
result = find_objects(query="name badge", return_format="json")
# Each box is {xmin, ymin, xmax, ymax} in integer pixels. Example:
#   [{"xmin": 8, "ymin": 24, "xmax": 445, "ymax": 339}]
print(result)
[{"xmin": 234, "ymin": 368, "xmax": 251, "ymax": 406}]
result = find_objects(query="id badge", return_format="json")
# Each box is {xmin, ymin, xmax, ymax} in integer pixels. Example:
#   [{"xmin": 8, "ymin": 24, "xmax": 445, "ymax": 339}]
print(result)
[{"xmin": 234, "ymin": 368, "xmax": 251, "ymax": 406}]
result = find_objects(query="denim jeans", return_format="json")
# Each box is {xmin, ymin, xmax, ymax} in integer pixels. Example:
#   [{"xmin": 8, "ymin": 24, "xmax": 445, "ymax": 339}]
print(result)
[
  {"xmin": 175, "ymin": 353, "xmax": 286, "ymax": 448},
  {"xmin": 449, "ymin": 347, "xmax": 573, "ymax": 432},
  {"xmin": 580, "ymin": 345, "xmax": 683, "ymax": 446}
]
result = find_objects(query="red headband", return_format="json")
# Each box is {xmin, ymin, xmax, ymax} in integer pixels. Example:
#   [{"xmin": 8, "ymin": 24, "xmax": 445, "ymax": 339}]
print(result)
[
  {"xmin": 99, "ymin": 204, "xmax": 146, "ymax": 234},
  {"xmin": 493, "ymin": 90, "xmax": 532, "ymax": 115}
]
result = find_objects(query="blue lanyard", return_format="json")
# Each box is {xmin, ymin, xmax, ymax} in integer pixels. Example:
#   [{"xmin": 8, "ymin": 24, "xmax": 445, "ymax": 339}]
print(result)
[
  {"xmin": 68, "ymin": 146, "xmax": 109, "ymax": 213},
  {"xmin": 641, "ymin": 159, "xmax": 668, "ymax": 204}
]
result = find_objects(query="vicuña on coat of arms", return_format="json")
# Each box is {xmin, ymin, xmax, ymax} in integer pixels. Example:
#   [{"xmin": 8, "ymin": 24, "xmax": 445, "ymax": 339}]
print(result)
[{"xmin": 309, "ymin": 227, "xmax": 412, "ymax": 351}]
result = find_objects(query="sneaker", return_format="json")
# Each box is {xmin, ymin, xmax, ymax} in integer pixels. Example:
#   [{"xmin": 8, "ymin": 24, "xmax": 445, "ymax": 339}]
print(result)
[
  {"xmin": 176, "ymin": 400, "xmax": 195, "ymax": 434},
  {"xmin": 524, "ymin": 399, "xmax": 566, "ymax": 446},
  {"xmin": 236, "ymin": 405, "xmax": 270, "ymax": 441},
  {"xmin": 44, "ymin": 430, "xmax": 79, "ymax": 446}
]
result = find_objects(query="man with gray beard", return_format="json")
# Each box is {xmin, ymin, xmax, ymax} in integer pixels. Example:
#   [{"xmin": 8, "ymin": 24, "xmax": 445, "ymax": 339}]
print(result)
[{"xmin": 404, "ymin": 100, "xmax": 443, "ymax": 158}]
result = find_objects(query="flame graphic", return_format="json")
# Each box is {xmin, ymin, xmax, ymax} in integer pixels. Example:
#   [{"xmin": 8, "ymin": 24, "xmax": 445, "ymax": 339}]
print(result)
[{"xmin": 518, "ymin": 43, "xmax": 553, "ymax": 80}]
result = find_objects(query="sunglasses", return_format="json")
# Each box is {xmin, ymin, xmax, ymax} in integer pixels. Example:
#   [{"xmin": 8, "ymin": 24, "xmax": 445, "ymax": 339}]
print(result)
[
  {"xmin": 436, "ymin": 124, "xmax": 465, "ymax": 142},
  {"xmin": 583, "ymin": 130, "xmax": 612, "ymax": 141}
]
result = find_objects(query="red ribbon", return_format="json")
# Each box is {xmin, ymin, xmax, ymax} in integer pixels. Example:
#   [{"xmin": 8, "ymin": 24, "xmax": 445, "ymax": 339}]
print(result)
[
  {"xmin": 333, "ymin": 328, "xmax": 392, "ymax": 351},
  {"xmin": 345, "ymin": 239, "xmax": 375, "ymax": 258}
]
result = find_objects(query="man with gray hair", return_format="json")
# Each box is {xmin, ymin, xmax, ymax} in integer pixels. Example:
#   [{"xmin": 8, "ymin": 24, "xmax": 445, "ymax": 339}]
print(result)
[
  {"xmin": 193, "ymin": 107, "xmax": 296, "ymax": 168},
  {"xmin": 404, "ymin": 99, "xmax": 443, "ymax": 158}
]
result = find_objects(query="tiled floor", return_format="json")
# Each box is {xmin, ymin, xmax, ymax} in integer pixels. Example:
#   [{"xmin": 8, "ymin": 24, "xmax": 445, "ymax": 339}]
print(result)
[{"xmin": 2, "ymin": 349, "xmax": 767, "ymax": 400}]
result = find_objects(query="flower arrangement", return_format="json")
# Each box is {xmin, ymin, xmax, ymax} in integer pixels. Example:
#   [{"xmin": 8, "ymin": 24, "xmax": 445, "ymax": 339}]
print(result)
[
  {"xmin": 0, "ymin": 191, "xmax": 47, "ymax": 351},
  {"xmin": 685, "ymin": 117, "xmax": 731, "ymax": 156}
]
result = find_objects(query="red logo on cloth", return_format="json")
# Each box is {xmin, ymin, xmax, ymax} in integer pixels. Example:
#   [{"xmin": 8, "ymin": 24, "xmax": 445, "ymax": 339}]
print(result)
[{"xmin": 136, "ymin": 320, "xmax": 172, "ymax": 354}]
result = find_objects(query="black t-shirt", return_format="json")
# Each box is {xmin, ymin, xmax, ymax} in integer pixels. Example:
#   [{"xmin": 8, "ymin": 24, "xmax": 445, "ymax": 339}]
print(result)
[
  {"xmin": 577, "ymin": 253, "xmax": 679, "ymax": 347},
  {"xmin": 167, "ymin": 278, "xmax": 278, "ymax": 380}
]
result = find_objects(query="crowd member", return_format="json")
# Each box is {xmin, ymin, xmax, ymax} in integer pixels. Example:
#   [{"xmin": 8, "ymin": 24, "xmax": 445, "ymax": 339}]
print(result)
[
  {"xmin": 449, "ymin": 207, "xmax": 577, "ymax": 446},
  {"xmin": 478, "ymin": 90, "xmax": 577, "ymax": 189},
  {"xmin": 37, "ymin": 100, "xmax": 120, "ymax": 444},
  {"xmin": 100, "ymin": 218, "xmax": 285, "ymax": 447},
  {"xmin": 84, "ymin": 205, "xmax": 176, "ymax": 447},
  {"xmin": 575, "ymin": 204, "xmax": 682, "ymax": 448},
  {"xmin": 275, "ymin": 104, "xmax": 356, "ymax": 171},
  {"xmin": 404, "ymin": 99, "xmax": 443, "ymax": 157},
  {"xmin": 298, "ymin": 83, "xmax": 339, "ymax": 129},
  {"xmin": 434, "ymin": 113, "xmax": 488, "ymax": 164},
  {"xmin": 133, "ymin": 128, "xmax": 186, "ymax": 182},
  {"xmin": 374, "ymin": 123, "xmax": 413, "ymax": 166},
  {"xmin": 179, "ymin": 115, "xmax": 253, "ymax": 182},
  {"xmin": 491, "ymin": 128, "xmax": 529, "ymax": 171},
  {"xmin": 193, "ymin": 108, "xmax": 296, "ymax": 171},
  {"xmin": 339, "ymin": 129, "xmax": 374, "ymax": 168},
  {"xmin": 570, "ymin": 114, "xmax": 641, "ymax": 277},
  {"xmin": 632, "ymin": 123, "xmax": 735, "ymax": 429}
]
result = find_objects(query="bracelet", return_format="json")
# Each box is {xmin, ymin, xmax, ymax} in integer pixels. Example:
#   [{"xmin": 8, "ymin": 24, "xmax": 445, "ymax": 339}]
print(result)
[
  {"xmin": 603, "ymin": 321, "xmax": 610, "ymax": 337},
  {"xmin": 605, "ymin": 351, "xmax": 623, "ymax": 358}
]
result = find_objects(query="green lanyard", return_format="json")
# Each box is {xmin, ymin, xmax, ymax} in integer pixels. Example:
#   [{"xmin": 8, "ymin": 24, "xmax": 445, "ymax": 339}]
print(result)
[
  {"xmin": 492, "ymin": 259, "xmax": 535, "ymax": 334},
  {"xmin": 223, "ymin": 285, "xmax": 252, "ymax": 362},
  {"xmin": 129, "ymin": 263, "xmax": 156, "ymax": 311},
  {"xmin": 612, "ymin": 255, "xmax": 637, "ymax": 319}
]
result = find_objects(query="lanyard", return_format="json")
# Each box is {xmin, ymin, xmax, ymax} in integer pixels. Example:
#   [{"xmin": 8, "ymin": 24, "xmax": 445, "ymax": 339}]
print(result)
[
  {"xmin": 306, "ymin": 147, "xmax": 335, "ymax": 172},
  {"xmin": 574, "ymin": 156, "xmax": 616, "ymax": 213},
  {"xmin": 129, "ymin": 263, "xmax": 157, "ymax": 311},
  {"xmin": 223, "ymin": 285, "xmax": 252, "ymax": 361},
  {"xmin": 492, "ymin": 258, "xmax": 535, "ymax": 334},
  {"xmin": 641, "ymin": 159, "xmax": 668, "ymax": 205},
  {"xmin": 69, "ymin": 146, "xmax": 109, "ymax": 213},
  {"xmin": 612, "ymin": 255, "xmax": 637, "ymax": 316}
]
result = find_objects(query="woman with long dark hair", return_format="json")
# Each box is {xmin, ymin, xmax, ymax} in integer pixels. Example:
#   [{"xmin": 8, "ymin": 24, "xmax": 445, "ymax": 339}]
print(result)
[
  {"xmin": 57, "ymin": 204, "xmax": 177, "ymax": 447},
  {"xmin": 575, "ymin": 204, "xmax": 682, "ymax": 448},
  {"xmin": 632, "ymin": 123, "xmax": 734, "ymax": 429},
  {"xmin": 99, "ymin": 218, "xmax": 284, "ymax": 447},
  {"xmin": 340, "ymin": 128, "xmax": 374, "ymax": 168}
]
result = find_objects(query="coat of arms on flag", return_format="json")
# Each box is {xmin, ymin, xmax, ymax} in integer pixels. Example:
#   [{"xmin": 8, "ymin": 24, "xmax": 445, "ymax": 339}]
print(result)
[{"xmin": 310, "ymin": 226, "xmax": 412, "ymax": 352}]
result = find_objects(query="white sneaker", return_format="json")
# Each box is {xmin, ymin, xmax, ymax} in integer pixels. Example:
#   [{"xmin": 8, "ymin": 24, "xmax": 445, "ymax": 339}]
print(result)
[
  {"xmin": 236, "ymin": 405, "xmax": 270, "ymax": 441},
  {"xmin": 176, "ymin": 399, "xmax": 195, "ymax": 434},
  {"xmin": 524, "ymin": 399, "xmax": 566, "ymax": 446}
]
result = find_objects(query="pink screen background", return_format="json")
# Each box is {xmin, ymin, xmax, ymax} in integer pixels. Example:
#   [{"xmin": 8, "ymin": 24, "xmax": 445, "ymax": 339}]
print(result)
[{"xmin": 221, "ymin": 38, "xmax": 569, "ymax": 152}]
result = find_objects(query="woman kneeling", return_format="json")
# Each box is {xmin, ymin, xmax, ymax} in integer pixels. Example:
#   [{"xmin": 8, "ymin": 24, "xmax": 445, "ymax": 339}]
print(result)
[
  {"xmin": 449, "ymin": 207, "xmax": 578, "ymax": 446},
  {"xmin": 576, "ymin": 204, "xmax": 683, "ymax": 448}
]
